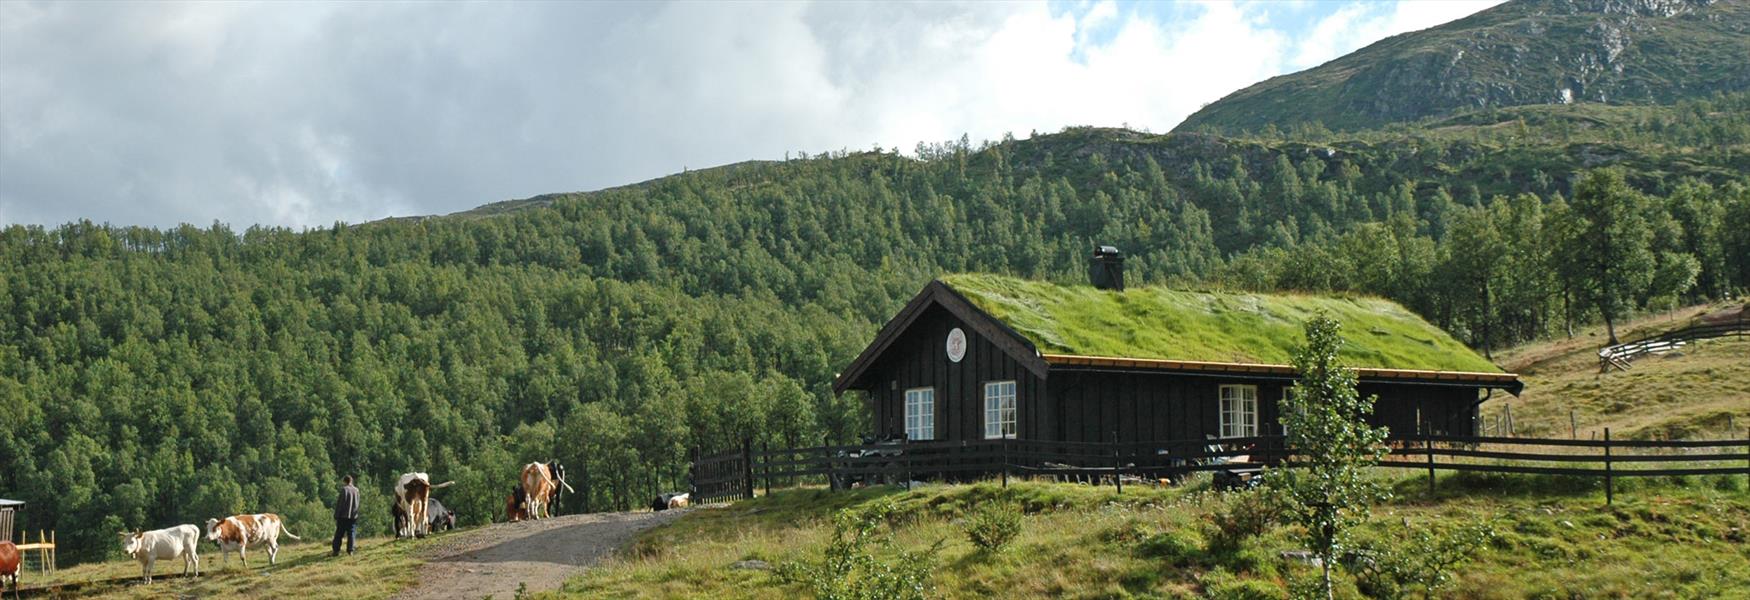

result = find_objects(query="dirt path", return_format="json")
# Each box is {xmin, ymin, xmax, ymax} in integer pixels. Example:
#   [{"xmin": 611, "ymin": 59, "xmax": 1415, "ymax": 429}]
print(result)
[{"xmin": 392, "ymin": 510, "xmax": 685, "ymax": 600}]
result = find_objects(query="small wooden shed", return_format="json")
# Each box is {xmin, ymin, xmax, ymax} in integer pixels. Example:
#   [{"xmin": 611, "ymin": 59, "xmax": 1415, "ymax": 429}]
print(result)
[{"xmin": 833, "ymin": 264, "xmax": 1520, "ymax": 445}]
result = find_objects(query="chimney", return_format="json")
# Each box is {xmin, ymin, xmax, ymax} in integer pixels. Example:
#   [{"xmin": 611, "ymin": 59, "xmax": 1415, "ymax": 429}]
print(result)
[{"xmin": 1090, "ymin": 245, "xmax": 1124, "ymax": 291}]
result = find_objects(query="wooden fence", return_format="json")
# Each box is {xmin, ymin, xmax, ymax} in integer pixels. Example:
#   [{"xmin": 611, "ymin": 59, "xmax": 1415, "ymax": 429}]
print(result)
[
  {"xmin": 692, "ymin": 429, "xmax": 1750, "ymax": 506},
  {"xmin": 1599, "ymin": 309, "xmax": 1747, "ymax": 371}
]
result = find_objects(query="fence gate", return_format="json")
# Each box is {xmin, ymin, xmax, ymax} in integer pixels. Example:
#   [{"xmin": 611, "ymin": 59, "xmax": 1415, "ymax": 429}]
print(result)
[{"xmin": 689, "ymin": 441, "xmax": 754, "ymax": 505}]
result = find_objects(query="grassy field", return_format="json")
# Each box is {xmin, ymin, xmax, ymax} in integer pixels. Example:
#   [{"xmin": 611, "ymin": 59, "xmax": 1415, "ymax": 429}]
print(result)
[
  {"xmin": 1489, "ymin": 303, "xmax": 1750, "ymax": 441},
  {"xmin": 557, "ymin": 473, "xmax": 1750, "ymax": 599},
  {"xmin": 21, "ymin": 532, "xmax": 436, "ymax": 599}
]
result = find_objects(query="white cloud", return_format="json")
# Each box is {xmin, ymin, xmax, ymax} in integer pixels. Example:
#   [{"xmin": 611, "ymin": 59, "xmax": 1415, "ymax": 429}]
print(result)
[{"xmin": 0, "ymin": 0, "xmax": 1499, "ymax": 228}]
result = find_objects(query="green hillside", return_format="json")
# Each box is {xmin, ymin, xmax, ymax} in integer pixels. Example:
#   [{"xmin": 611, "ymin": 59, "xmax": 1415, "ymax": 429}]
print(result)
[
  {"xmin": 1176, "ymin": 0, "xmax": 1750, "ymax": 134},
  {"xmin": 566, "ymin": 479, "xmax": 1750, "ymax": 599},
  {"xmin": 943, "ymin": 274, "xmax": 1501, "ymax": 372}
]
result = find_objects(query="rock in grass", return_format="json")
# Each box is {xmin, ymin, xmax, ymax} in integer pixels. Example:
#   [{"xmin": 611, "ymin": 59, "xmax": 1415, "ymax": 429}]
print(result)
[{"xmin": 730, "ymin": 559, "xmax": 771, "ymax": 571}]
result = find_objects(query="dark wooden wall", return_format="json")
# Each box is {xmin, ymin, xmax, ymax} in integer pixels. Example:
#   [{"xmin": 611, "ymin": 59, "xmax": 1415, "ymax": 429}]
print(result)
[
  {"xmin": 857, "ymin": 304, "xmax": 1485, "ymax": 443},
  {"xmin": 1044, "ymin": 372, "xmax": 1481, "ymax": 443},
  {"xmin": 862, "ymin": 304, "xmax": 1046, "ymax": 441}
]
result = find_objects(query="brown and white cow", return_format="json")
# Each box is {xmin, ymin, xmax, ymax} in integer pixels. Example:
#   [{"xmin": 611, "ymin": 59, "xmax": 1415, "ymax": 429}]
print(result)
[
  {"xmin": 120, "ymin": 524, "xmax": 200, "ymax": 582},
  {"xmin": 0, "ymin": 540, "xmax": 19, "ymax": 600},
  {"xmin": 394, "ymin": 472, "xmax": 454, "ymax": 538},
  {"xmin": 519, "ymin": 461, "xmax": 574, "ymax": 520},
  {"xmin": 204, "ymin": 514, "xmax": 300, "ymax": 569}
]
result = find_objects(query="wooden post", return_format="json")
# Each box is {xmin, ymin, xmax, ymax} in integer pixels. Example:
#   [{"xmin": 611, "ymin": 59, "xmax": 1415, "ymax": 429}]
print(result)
[
  {"xmin": 1603, "ymin": 427, "xmax": 1614, "ymax": 506},
  {"xmin": 1426, "ymin": 428, "xmax": 1437, "ymax": 496},
  {"xmin": 1112, "ymin": 431, "xmax": 1123, "ymax": 495},
  {"xmin": 824, "ymin": 444, "xmax": 836, "ymax": 492},
  {"xmin": 1743, "ymin": 428, "xmax": 1749, "ymax": 493},
  {"xmin": 689, "ymin": 447, "xmax": 699, "ymax": 503},
  {"xmin": 742, "ymin": 438, "xmax": 755, "ymax": 501},
  {"xmin": 762, "ymin": 441, "xmax": 772, "ymax": 497},
  {"xmin": 1001, "ymin": 439, "xmax": 1010, "ymax": 488},
  {"xmin": 1570, "ymin": 410, "xmax": 1578, "ymax": 439}
]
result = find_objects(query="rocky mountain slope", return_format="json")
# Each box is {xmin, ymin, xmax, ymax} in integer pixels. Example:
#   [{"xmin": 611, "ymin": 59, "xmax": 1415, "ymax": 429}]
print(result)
[{"xmin": 1176, "ymin": 0, "xmax": 1750, "ymax": 133}]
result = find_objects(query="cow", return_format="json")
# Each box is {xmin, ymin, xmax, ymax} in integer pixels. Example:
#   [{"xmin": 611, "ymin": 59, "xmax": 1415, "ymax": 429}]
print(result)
[
  {"xmin": 0, "ymin": 540, "xmax": 19, "ymax": 599},
  {"xmin": 396, "ymin": 498, "xmax": 456, "ymax": 536},
  {"xmin": 393, "ymin": 472, "xmax": 455, "ymax": 538},
  {"xmin": 519, "ymin": 461, "xmax": 574, "ymax": 520},
  {"xmin": 120, "ymin": 525, "xmax": 201, "ymax": 583},
  {"xmin": 649, "ymin": 492, "xmax": 689, "ymax": 511},
  {"xmin": 505, "ymin": 485, "xmax": 528, "ymax": 522},
  {"xmin": 426, "ymin": 498, "xmax": 456, "ymax": 533},
  {"xmin": 204, "ymin": 514, "xmax": 300, "ymax": 569}
]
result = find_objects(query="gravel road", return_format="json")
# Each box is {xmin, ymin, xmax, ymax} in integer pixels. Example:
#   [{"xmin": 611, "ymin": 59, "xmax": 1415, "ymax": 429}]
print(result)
[{"xmin": 391, "ymin": 510, "xmax": 685, "ymax": 600}]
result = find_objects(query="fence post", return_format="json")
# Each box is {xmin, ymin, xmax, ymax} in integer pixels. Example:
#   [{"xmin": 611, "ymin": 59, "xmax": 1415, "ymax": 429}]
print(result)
[
  {"xmin": 824, "ymin": 443, "xmax": 837, "ymax": 492},
  {"xmin": 1743, "ymin": 428, "xmax": 1749, "ymax": 492},
  {"xmin": 689, "ymin": 447, "xmax": 699, "ymax": 503},
  {"xmin": 1603, "ymin": 427, "xmax": 1614, "ymax": 506},
  {"xmin": 1112, "ymin": 431, "xmax": 1123, "ymax": 495},
  {"xmin": 1425, "ymin": 428, "xmax": 1437, "ymax": 496},
  {"xmin": 1001, "ymin": 439, "xmax": 1010, "ymax": 488},
  {"xmin": 1570, "ymin": 410, "xmax": 1578, "ymax": 439},
  {"xmin": 742, "ymin": 437, "xmax": 755, "ymax": 501}
]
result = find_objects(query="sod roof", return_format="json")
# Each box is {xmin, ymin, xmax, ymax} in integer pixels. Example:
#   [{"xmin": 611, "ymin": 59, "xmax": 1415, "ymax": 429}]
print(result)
[{"xmin": 940, "ymin": 274, "xmax": 1502, "ymax": 374}]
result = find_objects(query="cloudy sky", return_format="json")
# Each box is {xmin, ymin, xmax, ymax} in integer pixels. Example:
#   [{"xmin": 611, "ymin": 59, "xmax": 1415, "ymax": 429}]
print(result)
[{"xmin": 0, "ymin": 0, "xmax": 1501, "ymax": 229}]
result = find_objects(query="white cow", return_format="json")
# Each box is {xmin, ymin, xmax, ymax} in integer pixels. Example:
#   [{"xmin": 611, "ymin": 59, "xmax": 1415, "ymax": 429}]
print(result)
[
  {"xmin": 120, "ymin": 525, "xmax": 201, "ymax": 583},
  {"xmin": 205, "ymin": 513, "xmax": 301, "ymax": 569},
  {"xmin": 394, "ymin": 472, "xmax": 455, "ymax": 538}
]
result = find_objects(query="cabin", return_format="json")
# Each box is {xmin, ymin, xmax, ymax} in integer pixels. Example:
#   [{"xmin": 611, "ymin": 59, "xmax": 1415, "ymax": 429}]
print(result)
[{"xmin": 833, "ymin": 249, "xmax": 1521, "ymax": 445}]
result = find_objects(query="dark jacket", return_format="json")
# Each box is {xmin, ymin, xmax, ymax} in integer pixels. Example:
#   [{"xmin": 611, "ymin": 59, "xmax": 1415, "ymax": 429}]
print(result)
[{"xmin": 334, "ymin": 484, "xmax": 361, "ymax": 520}]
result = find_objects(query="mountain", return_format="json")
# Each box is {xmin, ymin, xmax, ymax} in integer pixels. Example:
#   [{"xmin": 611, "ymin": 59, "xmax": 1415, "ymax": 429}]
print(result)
[{"xmin": 1175, "ymin": 0, "xmax": 1750, "ymax": 134}]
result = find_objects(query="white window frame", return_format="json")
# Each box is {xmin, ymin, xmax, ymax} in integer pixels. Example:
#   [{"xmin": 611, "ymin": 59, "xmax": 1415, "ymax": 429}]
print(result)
[
  {"xmin": 904, "ymin": 387, "xmax": 935, "ymax": 441},
  {"xmin": 1219, "ymin": 384, "xmax": 1258, "ymax": 438},
  {"xmin": 983, "ymin": 380, "xmax": 1017, "ymax": 439}
]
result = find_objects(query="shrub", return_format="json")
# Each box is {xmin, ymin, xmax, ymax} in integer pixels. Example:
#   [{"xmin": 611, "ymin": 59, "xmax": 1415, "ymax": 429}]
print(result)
[
  {"xmin": 1203, "ymin": 488, "xmax": 1281, "ymax": 555},
  {"xmin": 962, "ymin": 500, "xmax": 1023, "ymax": 552},
  {"xmin": 1203, "ymin": 570, "xmax": 1285, "ymax": 600},
  {"xmin": 776, "ymin": 499, "xmax": 941, "ymax": 600},
  {"xmin": 1345, "ymin": 521, "xmax": 1497, "ymax": 600},
  {"xmin": 1138, "ymin": 529, "xmax": 1202, "ymax": 566}
]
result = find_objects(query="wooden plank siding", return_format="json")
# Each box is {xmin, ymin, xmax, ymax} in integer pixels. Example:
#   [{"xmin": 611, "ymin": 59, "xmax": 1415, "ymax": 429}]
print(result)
[
  {"xmin": 863, "ymin": 304, "xmax": 1045, "ymax": 441},
  {"xmin": 851, "ymin": 284, "xmax": 1490, "ymax": 445}
]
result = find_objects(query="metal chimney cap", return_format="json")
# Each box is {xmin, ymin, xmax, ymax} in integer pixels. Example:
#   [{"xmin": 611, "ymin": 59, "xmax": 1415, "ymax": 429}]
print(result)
[{"xmin": 1093, "ymin": 245, "xmax": 1121, "ymax": 257}]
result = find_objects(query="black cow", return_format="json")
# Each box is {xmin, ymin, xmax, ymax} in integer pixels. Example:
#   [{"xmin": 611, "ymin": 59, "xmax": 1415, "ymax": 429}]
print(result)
[
  {"xmin": 393, "ymin": 498, "xmax": 457, "ymax": 537},
  {"xmin": 426, "ymin": 498, "xmax": 457, "ymax": 532},
  {"xmin": 544, "ymin": 462, "xmax": 567, "ymax": 516}
]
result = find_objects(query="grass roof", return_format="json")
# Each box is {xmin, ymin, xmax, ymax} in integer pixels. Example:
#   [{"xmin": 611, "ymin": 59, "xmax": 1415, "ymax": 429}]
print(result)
[{"xmin": 941, "ymin": 274, "xmax": 1502, "ymax": 374}]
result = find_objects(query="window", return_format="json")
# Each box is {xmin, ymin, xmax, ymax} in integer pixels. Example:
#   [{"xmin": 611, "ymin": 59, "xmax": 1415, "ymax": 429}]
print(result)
[
  {"xmin": 904, "ymin": 387, "xmax": 935, "ymax": 441},
  {"xmin": 983, "ymin": 381, "xmax": 1017, "ymax": 439},
  {"xmin": 1219, "ymin": 385, "xmax": 1258, "ymax": 438}
]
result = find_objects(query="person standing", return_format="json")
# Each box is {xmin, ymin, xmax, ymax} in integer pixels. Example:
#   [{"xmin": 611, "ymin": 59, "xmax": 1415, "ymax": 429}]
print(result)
[{"xmin": 332, "ymin": 475, "xmax": 361, "ymax": 556}]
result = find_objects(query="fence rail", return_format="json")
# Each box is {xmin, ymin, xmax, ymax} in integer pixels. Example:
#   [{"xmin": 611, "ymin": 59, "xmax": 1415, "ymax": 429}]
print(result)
[
  {"xmin": 1599, "ymin": 309, "xmax": 1747, "ymax": 371},
  {"xmin": 693, "ymin": 429, "xmax": 1750, "ymax": 506}
]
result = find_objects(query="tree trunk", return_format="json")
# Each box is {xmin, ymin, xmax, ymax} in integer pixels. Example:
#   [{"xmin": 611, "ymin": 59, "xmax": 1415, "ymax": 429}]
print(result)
[
  {"xmin": 1482, "ymin": 281, "xmax": 1494, "ymax": 360},
  {"xmin": 1321, "ymin": 560, "xmax": 1334, "ymax": 600},
  {"xmin": 1604, "ymin": 310, "xmax": 1619, "ymax": 345},
  {"xmin": 1562, "ymin": 287, "xmax": 1575, "ymax": 338}
]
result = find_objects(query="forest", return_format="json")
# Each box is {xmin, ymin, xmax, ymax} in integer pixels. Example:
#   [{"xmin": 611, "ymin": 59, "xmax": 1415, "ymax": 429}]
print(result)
[{"xmin": 4, "ymin": 92, "xmax": 1749, "ymax": 564}]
